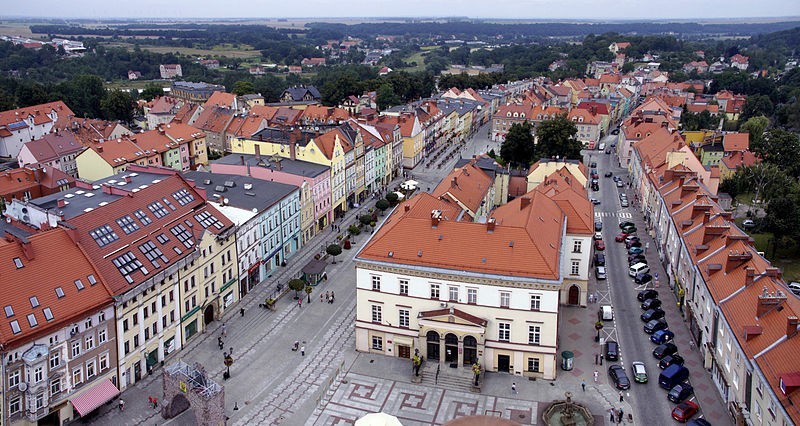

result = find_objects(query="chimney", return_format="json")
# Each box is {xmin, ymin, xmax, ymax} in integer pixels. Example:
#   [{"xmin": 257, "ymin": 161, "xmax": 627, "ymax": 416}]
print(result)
[
  {"xmin": 240, "ymin": 155, "xmax": 245, "ymax": 165},
  {"xmin": 451, "ymin": 176, "xmax": 458, "ymax": 188},
  {"xmin": 486, "ymin": 218, "xmax": 496, "ymax": 232},
  {"xmin": 726, "ymin": 234, "xmax": 750, "ymax": 247},
  {"xmin": 97, "ymin": 145, "xmax": 103, "ymax": 153},
  {"xmin": 744, "ymin": 267, "xmax": 755, "ymax": 287},
  {"xmin": 757, "ymin": 286, "xmax": 787, "ymax": 318},
  {"xmin": 57, "ymin": 198, "xmax": 66, "ymax": 208},
  {"xmin": 19, "ymin": 240, "xmax": 35, "ymax": 261},
  {"xmin": 102, "ymin": 184, "xmax": 112, "ymax": 195},
  {"xmin": 404, "ymin": 204, "xmax": 410, "ymax": 212},
  {"xmin": 765, "ymin": 267, "xmax": 781, "ymax": 279},
  {"xmin": 725, "ymin": 249, "xmax": 753, "ymax": 272},
  {"xmin": 787, "ymin": 316, "xmax": 799, "ymax": 339},
  {"xmin": 254, "ymin": 144, "xmax": 261, "ymax": 161},
  {"xmin": 520, "ymin": 196, "xmax": 532, "ymax": 210},
  {"xmin": 431, "ymin": 210, "xmax": 441, "ymax": 227},
  {"xmin": 702, "ymin": 211, "xmax": 711, "ymax": 224}
]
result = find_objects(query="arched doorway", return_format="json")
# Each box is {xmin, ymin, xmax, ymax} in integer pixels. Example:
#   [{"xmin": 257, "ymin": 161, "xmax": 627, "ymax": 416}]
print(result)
[
  {"xmin": 444, "ymin": 333, "xmax": 458, "ymax": 363},
  {"xmin": 203, "ymin": 305, "xmax": 215, "ymax": 325},
  {"xmin": 568, "ymin": 285, "xmax": 580, "ymax": 305},
  {"xmin": 426, "ymin": 331, "xmax": 440, "ymax": 361},
  {"xmin": 463, "ymin": 335, "xmax": 477, "ymax": 366}
]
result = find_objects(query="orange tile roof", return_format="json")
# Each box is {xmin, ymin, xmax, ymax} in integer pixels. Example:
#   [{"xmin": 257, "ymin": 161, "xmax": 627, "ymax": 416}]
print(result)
[
  {"xmin": 723, "ymin": 133, "xmax": 749, "ymax": 152},
  {"xmin": 568, "ymin": 108, "xmax": 601, "ymax": 125},
  {"xmin": 86, "ymin": 137, "xmax": 160, "ymax": 167},
  {"xmin": 0, "ymin": 101, "xmax": 75, "ymax": 130},
  {"xmin": 195, "ymin": 106, "xmax": 234, "ymax": 133},
  {"xmin": 720, "ymin": 151, "xmax": 759, "ymax": 170},
  {"xmin": 204, "ymin": 91, "xmax": 237, "ymax": 109},
  {"xmin": 632, "ymin": 127, "xmax": 685, "ymax": 169},
  {"xmin": 357, "ymin": 191, "xmax": 563, "ymax": 280},
  {"xmin": 0, "ymin": 228, "xmax": 113, "ymax": 348},
  {"xmin": 534, "ymin": 170, "xmax": 593, "ymax": 235},
  {"xmin": 172, "ymin": 103, "xmax": 198, "ymax": 124},
  {"xmin": 249, "ymin": 105, "xmax": 279, "ymax": 121},
  {"xmin": 432, "ymin": 163, "xmax": 493, "ymax": 215},
  {"xmin": 226, "ymin": 114, "xmax": 266, "ymax": 138},
  {"xmin": 753, "ymin": 331, "xmax": 800, "ymax": 424}
]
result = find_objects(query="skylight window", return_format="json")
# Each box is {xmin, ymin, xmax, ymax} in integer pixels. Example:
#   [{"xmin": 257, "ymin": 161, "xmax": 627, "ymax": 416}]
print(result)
[
  {"xmin": 88, "ymin": 274, "xmax": 97, "ymax": 285},
  {"xmin": 139, "ymin": 241, "xmax": 168, "ymax": 268},
  {"xmin": 170, "ymin": 224, "xmax": 194, "ymax": 249},
  {"xmin": 10, "ymin": 320, "xmax": 20, "ymax": 334},
  {"xmin": 27, "ymin": 314, "xmax": 37, "ymax": 327},
  {"xmin": 148, "ymin": 201, "xmax": 169, "ymax": 218},
  {"xmin": 43, "ymin": 308, "xmax": 53, "ymax": 321},
  {"xmin": 112, "ymin": 251, "xmax": 146, "ymax": 284},
  {"xmin": 163, "ymin": 198, "xmax": 177, "ymax": 211},
  {"xmin": 13, "ymin": 258, "xmax": 23, "ymax": 269},
  {"xmin": 29, "ymin": 297, "xmax": 39, "ymax": 308},
  {"xmin": 194, "ymin": 211, "xmax": 224, "ymax": 230},
  {"xmin": 156, "ymin": 233, "xmax": 170, "ymax": 244},
  {"xmin": 116, "ymin": 215, "xmax": 140, "ymax": 234},
  {"xmin": 133, "ymin": 209, "xmax": 152, "ymax": 225},
  {"xmin": 89, "ymin": 224, "xmax": 119, "ymax": 247},
  {"xmin": 172, "ymin": 188, "xmax": 195, "ymax": 206},
  {"xmin": 75, "ymin": 279, "xmax": 85, "ymax": 291},
  {"xmin": 4, "ymin": 306, "xmax": 13, "ymax": 318},
  {"xmin": 55, "ymin": 287, "xmax": 65, "ymax": 298}
]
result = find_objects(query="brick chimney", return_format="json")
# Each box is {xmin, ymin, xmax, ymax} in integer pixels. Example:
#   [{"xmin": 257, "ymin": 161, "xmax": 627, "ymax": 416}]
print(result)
[
  {"xmin": 451, "ymin": 176, "xmax": 458, "ymax": 188},
  {"xmin": 431, "ymin": 210, "xmax": 441, "ymax": 227},
  {"xmin": 787, "ymin": 316, "xmax": 799, "ymax": 339},
  {"xmin": 124, "ymin": 175, "xmax": 132, "ymax": 184},
  {"xmin": 725, "ymin": 249, "xmax": 753, "ymax": 272},
  {"xmin": 765, "ymin": 267, "xmax": 781, "ymax": 279},
  {"xmin": 520, "ymin": 196, "xmax": 532, "ymax": 210},
  {"xmin": 404, "ymin": 204, "xmax": 410, "ymax": 212},
  {"xmin": 102, "ymin": 184, "xmax": 112, "ymax": 195},
  {"xmin": 57, "ymin": 198, "xmax": 66, "ymax": 208},
  {"xmin": 240, "ymin": 155, "xmax": 245, "ymax": 165},
  {"xmin": 744, "ymin": 267, "xmax": 755, "ymax": 287},
  {"xmin": 756, "ymin": 286, "xmax": 787, "ymax": 318},
  {"xmin": 486, "ymin": 218, "xmax": 496, "ymax": 232},
  {"xmin": 726, "ymin": 234, "xmax": 750, "ymax": 247},
  {"xmin": 254, "ymin": 144, "xmax": 261, "ymax": 161},
  {"xmin": 289, "ymin": 129, "xmax": 300, "ymax": 161}
]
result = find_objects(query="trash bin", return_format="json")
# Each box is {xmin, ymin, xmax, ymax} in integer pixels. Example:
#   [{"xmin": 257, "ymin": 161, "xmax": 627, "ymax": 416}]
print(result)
[{"xmin": 561, "ymin": 351, "xmax": 574, "ymax": 371}]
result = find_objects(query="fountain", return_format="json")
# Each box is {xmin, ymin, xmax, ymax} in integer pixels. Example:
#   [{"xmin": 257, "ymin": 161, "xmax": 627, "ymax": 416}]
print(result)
[{"xmin": 542, "ymin": 391, "xmax": 594, "ymax": 426}]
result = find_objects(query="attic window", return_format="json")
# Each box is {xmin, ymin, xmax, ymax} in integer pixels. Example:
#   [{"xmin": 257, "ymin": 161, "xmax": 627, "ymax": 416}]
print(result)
[
  {"xmin": 89, "ymin": 225, "xmax": 119, "ymax": 247},
  {"xmin": 29, "ymin": 297, "xmax": 39, "ymax": 308},
  {"xmin": 88, "ymin": 274, "xmax": 97, "ymax": 285},
  {"xmin": 55, "ymin": 287, "xmax": 65, "ymax": 298},
  {"xmin": 148, "ymin": 201, "xmax": 169, "ymax": 218},
  {"xmin": 162, "ymin": 198, "xmax": 177, "ymax": 211},
  {"xmin": 116, "ymin": 215, "xmax": 140, "ymax": 234},
  {"xmin": 4, "ymin": 306, "xmax": 13, "ymax": 318},
  {"xmin": 42, "ymin": 308, "xmax": 53, "ymax": 321},
  {"xmin": 13, "ymin": 258, "xmax": 23, "ymax": 269},
  {"xmin": 27, "ymin": 314, "xmax": 37, "ymax": 327},
  {"xmin": 75, "ymin": 279, "xmax": 85, "ymax": 291},
  {"xmin": 172, "ymin": 188, "xmax": 195, "ymax": 206},
  {"xmin": 10, "ymin": 320, "xmax": 20, "ymax": 334}
]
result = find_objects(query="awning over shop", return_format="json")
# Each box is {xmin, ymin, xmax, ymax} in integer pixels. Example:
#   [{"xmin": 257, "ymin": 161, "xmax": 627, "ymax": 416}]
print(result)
[{"xmin": 70, "ymin": 378, "xmax": 120, "ymax": 417}]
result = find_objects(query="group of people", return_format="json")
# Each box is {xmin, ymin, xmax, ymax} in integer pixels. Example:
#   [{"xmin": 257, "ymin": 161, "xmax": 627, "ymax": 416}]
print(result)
[
  {"xmin": 319, "ymin": 290, "xmax": 335, "ymax": 304},
  {"xmin": 609, "ymin": 407, "xmax": 625, "ymax": 424}
]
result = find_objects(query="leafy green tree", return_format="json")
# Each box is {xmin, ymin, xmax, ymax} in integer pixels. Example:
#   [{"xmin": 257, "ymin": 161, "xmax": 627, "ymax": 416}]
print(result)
[
  {"xmin": 326, "ymin": 244, "xmax": 342, "ymax": 264},
  {"xmin": 535, "ymin": 115, "xmax": 583, "ymax": 160},
  {"xmin": 288, "ymin": 278, "xmax": 305, "ymax": 299},
  {"xmin": 305, "ymin": 285, "xmax": 314, "ymax": 303},
  {"xmin": 500, "ymin": 121, "xmax": 536, "ymax": 168},
  {"xmin": 738, "ymin": 116, "xmax": 769, "ymax": 147},
  {"xmin": 740, "ymin": 95, "xmax": 774, "ymax": 123},
  {"xmin": 386, "ymin": 192, "xmax": 399, "ymax": 206},
  {"xmin": 376, "ymin": 83, "xmax": 400, "ymax": 110},
  {"xmin": 753, "ymin": 129, "xmax": 800, "ymax": 177},
  {"xmin": 764, "ymin": 195, "xmax": 800, "ymax": 239},
  {"xmin": 232, "ymin": 80, "xmax": 254, "ymax": 95},
  {"xmin": 140, "ymin": 84, "xmax": 165, "ymax": 101},
  {"xmin": 63, "ymin": 74, "xmax": 105, "ymax": 118},
  {"xmin": 101, "ymin": 90, "xmax": 134, "ymax": 123},
  {"xmin": 375, "ymin": 199, "xmax": 390, "ymax": 214}
]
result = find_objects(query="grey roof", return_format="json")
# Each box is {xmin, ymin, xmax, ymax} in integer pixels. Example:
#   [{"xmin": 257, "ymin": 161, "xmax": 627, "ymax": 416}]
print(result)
[
  {"xmin": 172, "ymin": 81, "xmax": 226, "ymax": 90},
  {"xmin": 0, "ymin": 218, "xmax": 32, "ymax": 240},
  {"xmin": 184, "ymin": 171, "xmax": 298, "ymax": 212},
  {"xmin": 213, "ymin": 153, "xmax": 329, "ymax": 178},
  {"xmin": 283, "ymin": 86, "xmax": 321, "ymax": 101},
  {"xmin": 249, "ymin": 127, "xmax": 315, "ymax": 148}
]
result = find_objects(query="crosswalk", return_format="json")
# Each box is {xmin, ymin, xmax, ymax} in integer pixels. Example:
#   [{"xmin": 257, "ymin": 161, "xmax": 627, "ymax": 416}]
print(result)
[{"xmin": 595, "ymin": 211, "xmax": 633, "ymax": 219}]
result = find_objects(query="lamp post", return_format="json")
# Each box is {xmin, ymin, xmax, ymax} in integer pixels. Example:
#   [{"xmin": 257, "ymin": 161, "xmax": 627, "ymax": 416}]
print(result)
[{"xmin": 223, "ymin": 353, "xmax": 234, "ymax": 380}]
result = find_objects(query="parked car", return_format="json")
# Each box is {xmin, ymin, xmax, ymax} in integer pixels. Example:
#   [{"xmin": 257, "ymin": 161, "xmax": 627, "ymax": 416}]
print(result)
[
  {"xmin": 605, "ymin": 340, "xmax": 619, "ymax": 361},
  {"xmin": 594, "ymin": 253, "xmax": 606, "ymax": 266},
  {"xmin": 671, "ymin": 400, "xmax": 699, "ymax": 422},
  {"xmin": 628, "ymin": 254, "xmax": 647, "ymax": 265},
  {"xmin": 644, "ymin": 318, "xmax": 669, "ymax": 334},
  {"xmin": 608, "ymin": 364, "xmax": 631, "ymax": 390},
  {"xmin": 659, "ymin": 354, "xmax": 685, "ymax": 369},
  {"xmin": 641, "ymin": 308, "xmax": 666, "ymax": 322},
  {"xmin": 622, "ymin": 225, "xmax": 637, "ymax": 234},
  {"xmin": 590, "ymin": 198, "xmax": 601, "ymax": 205},
  {"xmin": 635, "ymin": 272, "xmax": 653, "ymax": 284},
  {"xmin": 613, "ymin": 176, "xmax": 621, "ymax": 182},
  {"xmin": 619, "ymin": 221, "xmax": 635, "ymax": 229},
  {"xmin": 596, "ymin": 266, "xmax": 607, "ymax": 280},
  {"xmin": 638, "ymin": 289, "xmax": 659, "ymax": 301},
  {"xmin": 641, "ymin": 298, "xmax": 662, "ymax": 310},
  {"xmin": 653, "ymin": 342, "xmax": 679, "ymax": 359},
  {"xmin": 650, "ymin": 329, "xmax": 675, "ymax": 344},
  {"xmin": 621, "ymin": 199, "xmax": 629, "ymax": 207},
  {"xmin": 686, "ymin": 419, "xmax": 712, "ymax": 426},
  {"xmin": 611, "ymin": 128, "xmax": 620, "ymax": 135},
  {"xmin": 628, "ymin": 246, "xmax": 644, "ymax": 255},
  {"xmin": 616, "ymin": 180, "xmax": 624, "ymax": 187},
  {"xmin": 616, "ymin": 232, "xmax": 631, "ymax": 242},
  {"xmin": 742, "ymin": 219, "xmax": 755, "ymax": 229},
  {"xmin": 595, "ymin": 239, "xmax": 606, "ymax": 251},
  {"xmin": 605, "ymin": 172, "xmax": 613, "ymax": 177},
  {"xmin": 590, "ymin": 162, "xmax": 597, "ymax": 168},
  {"xmin": 788, "ymin": 281, "xmax": 800, "ymax": 295},
  {"xmin": 591, "ymin": 171, "xmax": 599, "ymax": 179},
  {"xmin": 625, "ymin": 235, "xmax": 640, "ymax": 244},
  {"xmin": 668, "ymin": 382, "xmax": 694, "ymax": 403},
  {"xmin": 595, "ymin": 221, "xmax": 603, "ymax": 231},
  {"xmin": 626, "ymin": 240, "xmax": 643, "ymax": 249},
  {"xmin": 631, "ymin": 361, "xmax": 648, "ymax": 383}
]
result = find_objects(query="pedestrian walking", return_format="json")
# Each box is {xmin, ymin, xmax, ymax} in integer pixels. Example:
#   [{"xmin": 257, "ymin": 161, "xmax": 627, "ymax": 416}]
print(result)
[
  {"xmin": 593, "ymin": 370, "xmax": 599, "ymax": 382},
  {"xmin": 320, "ymin": 293, "xmax": 323, "ymax": 303},
  {"xmin": 619, "ymin": 391, "xmax": 624, "ymax": 402},
  {"xmin": 511, "ymin": 382, "xmax": 517, "ymax": 394},
  {"xmin": 325, "ymin": 291, "xmax": 330, "ymax": 302},
  {"xmin": 300, "ymin": 345, "xmax": 305, "ymax": 356},
  {"xmin": 239, "ymin": 307, "xmax": 245, "ymax": 317},
  {"xmin": 609, "ymin": 408, "xmax": 615, "ymax": 422},
  {"xmin": 230, "ymin": 347, "xmax": 233, "ymax": 355},
  {"xmin": 581, "ymin": 380, "xmax": 586, "ymax": 391},
  {"xmin": 222, "ymin": 323, "xmax": 227, "ymax": 337},
  {"xmin": 298, "ymin": 298, "xmax": 302, "ymax": 308},
  {"xmin": 218, "ymin": 336, "xmax": 224, "ymax": 350},
  {"xmin": 330, "ymin": 291, "xmax": 335, "ymax": 303},
  {"xmin": 119, "ymin": 398, "xmax": 125, "ymax": 411},
  {"xmin": 152, "ymin": 397, "xmax": 158, "ymax": 409},
  {"xmin": 148, "ymin": 396, "xmax": 153, "ymax": 407},
  {"xmin": 617, "ymin": 408, "xmax": 624, "ymax": 424},
  {"xmin": 600, "ymin": 354, "xmax": 604, "ymax": 365}
]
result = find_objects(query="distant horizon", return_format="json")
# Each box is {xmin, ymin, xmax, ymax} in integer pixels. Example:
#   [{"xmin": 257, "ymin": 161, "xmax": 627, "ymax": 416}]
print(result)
[
  {"xmin": 1, "ymin": 0, "xmax": 799, "ymax": 21},
  {"xmin": 2, "ymin": 16, "xmax": 800, "ymax": 23}
]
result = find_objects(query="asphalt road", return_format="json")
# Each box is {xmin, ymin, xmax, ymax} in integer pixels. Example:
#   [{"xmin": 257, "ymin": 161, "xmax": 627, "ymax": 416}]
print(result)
[{"xmin": 587, "ymin": 133, "xmax": 707, "ymax": 425}]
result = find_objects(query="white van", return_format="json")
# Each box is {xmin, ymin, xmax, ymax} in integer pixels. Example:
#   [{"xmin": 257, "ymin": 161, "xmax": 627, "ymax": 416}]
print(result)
[
  {"xmin": 599, "ymin": 305, "xmax": 614, "ymax": 321},
  {"xmin": 629, "ymin": 262, "xmax": 650, "ymax": 277}
]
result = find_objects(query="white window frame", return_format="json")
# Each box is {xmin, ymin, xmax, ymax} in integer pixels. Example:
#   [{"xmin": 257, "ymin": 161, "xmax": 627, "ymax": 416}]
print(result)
[
  {"xmin": 467, "ymin": 288, "xmax": 477, "ymax": 304},
  {"xmin": 372, "ymin": 336, "xmax": 383, "ymax": 350},
  {"xmin": 430, "ymin": 283, "xmax": 440, "ymax": 299},
  {"xmin": 8, "ymin": 368, "xmax": 20, "ymax": 387},
  {"xmin": 399, "ymin": 279, "xmax": 409, "ymax": 295},
  {"xmin": 86, "ymin": 360, "xmax": 96, "ymax": 379},
  {"xmin": 573, "ymin": 240, "xmax": 582, "ymax": 253},
  {"xmin": 371, "ymin": 275, "xmax": 381, "ymax": 291},
  {"xmin": 85, "ymin": 334, "xmax": 95, "ymax": 351},
  {"xmin": 530, "ymin": 294, "xmax": 541, "ymax": 311},
  {"xmin": 500, "ymin": 292, "xmax": 510, "ymax": 308},
  {"xmin": 72, "ymin": 367, "xmax": 83, "ymax": 385},
  {"xmin": 33, "ymin": 366, "xmax": 43, "ymax": 383},
  {"xmin": 71, "ymin": 341, "xmax": 81, "ymax": 358},
  {"xmin": 399, "ymin": 310, "xmax": 409, "ymax": 328},
  {"xmin": 528, "ymin": 325, "xmax": 541, "ymax": 345},
  {"xmin": 371, "ymin": 305, "xmax": 382, "ymax": 323},
  {"xmin": 50, "ymin": 351, "xmax": 60, "ymax": 369},
  {"xmin": 449, "ymin": 286, "xmax": 459, "ymax": 302},
  {"xmin": 498, "ymin": 322, "xmax": 510, "ymax": 341}
]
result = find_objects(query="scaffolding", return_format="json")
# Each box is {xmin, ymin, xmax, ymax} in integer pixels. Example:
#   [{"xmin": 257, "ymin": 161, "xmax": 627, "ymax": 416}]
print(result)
[{"xmin": 164, "ymin": 360, "xmax": 222, "ymax": 399}]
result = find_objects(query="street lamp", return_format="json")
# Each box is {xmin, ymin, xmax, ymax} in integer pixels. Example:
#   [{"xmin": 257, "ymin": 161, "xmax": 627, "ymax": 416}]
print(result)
[{"xmin": 223, "ymin": 352, "xmax": 234, "ymax": 380}]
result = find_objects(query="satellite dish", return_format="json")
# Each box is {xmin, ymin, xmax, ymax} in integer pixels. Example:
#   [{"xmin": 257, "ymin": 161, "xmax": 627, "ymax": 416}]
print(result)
[
  {"xmin": 223, "ymin": 198, "xmax": 229, "ymax": 205},
  {"xmin": 18, "ymin": 382, "xmax": 28, "ymax": 392}
]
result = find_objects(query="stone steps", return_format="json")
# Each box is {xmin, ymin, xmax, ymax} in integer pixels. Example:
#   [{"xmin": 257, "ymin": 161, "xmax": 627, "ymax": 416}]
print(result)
[{"xmin": 418, "ymin": 363, "xmax": 476, "ymax": 393}]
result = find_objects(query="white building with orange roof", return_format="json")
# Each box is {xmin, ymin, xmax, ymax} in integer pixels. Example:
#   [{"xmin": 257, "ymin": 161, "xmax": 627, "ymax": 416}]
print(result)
[{"xmin": 0, "ymin": 101, "xmax": 75, "ymax": 158}]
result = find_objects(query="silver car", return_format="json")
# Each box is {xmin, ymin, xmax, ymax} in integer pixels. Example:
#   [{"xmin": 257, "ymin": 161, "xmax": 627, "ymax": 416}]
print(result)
[{"xmin": 596, "ymin": 266, "xmax": 607, "ymax": 280}]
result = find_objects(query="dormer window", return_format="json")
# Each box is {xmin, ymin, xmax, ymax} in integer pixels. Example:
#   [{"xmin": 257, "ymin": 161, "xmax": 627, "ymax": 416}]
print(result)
[{"xmin": 13, "ymin": 258, "xmax": 23, "ymax": 269}]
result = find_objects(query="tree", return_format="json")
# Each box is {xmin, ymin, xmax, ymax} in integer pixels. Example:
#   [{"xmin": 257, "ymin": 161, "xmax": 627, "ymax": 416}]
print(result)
[
  {"xmin": 500, "ymin": 121, "xmax": 535, "ymax": 168},
  {"xmin": 326, "ymin": 244, "xmax": 342, "ymax": 264},
  {"xmin": 232, "ymin": 80, "xmax": 255, "ymax": 96},
  {"xmin": 535, "ymin": 115, "xmax": 582, "ymax": 160},
  {"xmin": 305, "ymin": 285, "xmax": 314, "ymax": 303},
  {"xmin": 753, "ymin": 129, "xmax": 800, "ymax": 177},
  {"xmin": 359, "ymin": 214, "xmax": 373, "ymax": 230},
  {"xmin": 101, "ymin": 90, "xmax": 134, "ymax": 123},
  {"xmin": 738, "ymin": 116, "xmax": 769, "ymax": 148},
  {"xmin": 740, "ymin": 95, "xmax": 774, "ymax": 123},
  {"xmin": 376, "ymin": 83, "xmax": 400, "ymax": 110},
  {"xmin": 140, "ymin": 84, "xmax": 164, "ymax": 101},
  {"xmin": 64, "ymin": 74, "xmax": 105, "ymax": 118},
  {"xmin": 375, "ymin": 199, "xmax": 390, "ymax": 214},
  {"xmin": 288, "ymin": 278, "xmax": 305, "ymax": 299},
  {"xmin": 386, "ymin": 191, "xmax": 399, "ymax": 206},
  {"xmin": 348, "ymin": 225, "xmax": 361, "ymax": 237}
]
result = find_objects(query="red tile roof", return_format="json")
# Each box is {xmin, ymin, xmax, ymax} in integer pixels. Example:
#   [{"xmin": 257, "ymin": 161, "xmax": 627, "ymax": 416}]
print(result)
[
  {"xmin": 723, "ymin": 133, "xmax": 749, "ymax": 152},
  {"xmin": 0, "ymin": 229, "xmax": 113, "ymax": 348},
  {"xmin": 721, "ymin": 151, "xmax": 759, "ymax": 171},
  {"xmin": 432, "ymin": 163, "xmax": 493, "ymax": 216},
  {"xmin": 0, "ymin": 101, "xmax": 74, "ymax": 130}
]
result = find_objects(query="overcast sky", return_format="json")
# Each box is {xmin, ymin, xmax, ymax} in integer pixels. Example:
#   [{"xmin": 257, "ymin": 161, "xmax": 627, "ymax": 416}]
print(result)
[{"xmin": 3, "ymin": 0, "xmax": 800, "ymax": 20}]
